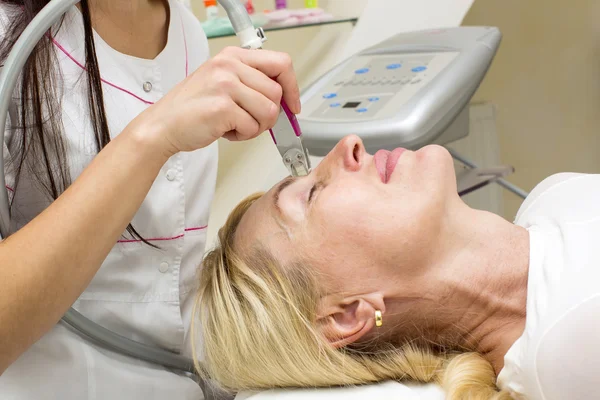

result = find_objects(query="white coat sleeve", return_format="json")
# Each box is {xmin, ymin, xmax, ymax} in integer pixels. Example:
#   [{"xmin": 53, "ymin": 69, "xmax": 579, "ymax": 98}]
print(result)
[
  {"xmin": 534, "ymin": 295, "xmax": 600, "ymax": 400},
  {"xmin": 235, "ymin": 381, "xmax": 445, "ymax": 400}
]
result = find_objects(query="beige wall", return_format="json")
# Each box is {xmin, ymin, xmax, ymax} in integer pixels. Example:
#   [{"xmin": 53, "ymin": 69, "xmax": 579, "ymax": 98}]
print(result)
[{"xmin": 463, "ymin": 0, "xmax": 600, "ymax": 220}]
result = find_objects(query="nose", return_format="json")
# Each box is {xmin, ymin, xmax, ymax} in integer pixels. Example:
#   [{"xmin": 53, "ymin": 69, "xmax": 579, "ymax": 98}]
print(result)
[
  {"xmin": 312, "ymin": 135, "xmax": 365, "ymax": 178},
  {"xmin": 336, "ymin": 134, "xmax": 365, "ymax": 172}
]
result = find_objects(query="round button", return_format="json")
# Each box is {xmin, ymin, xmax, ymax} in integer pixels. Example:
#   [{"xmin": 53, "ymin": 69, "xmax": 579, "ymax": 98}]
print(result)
[
  {"xmin": 356, "ymin": 108, "xmax": 369, "ymax": 113},
  {"xmin": 159, "ymin": 262, "xmax": 169, "ymax": 273},
  {"xmin": 411, "ymin": 66, "xmax": 427, "ymax": 73},
  {"xmin": 323, "ymin": 93, "xmax": 337, "ymax": 99},
  {"xmin": 143, "ymin": 81, "xmax": 153, "ymax": 92},
  {"xmin": 386, "ymin": 63, "xmax": 402, "ymax": 70},
  {"xmin": 166, "ymin": 169, "xmax": 176, "ymax": 181},
  {"xmin": 330, "ymin": 102, "xmax": 341, "ymax": 107},
  {"xmin": 368, "ymin": 97, "xmax": 380, "ymax": 102},
  {"xmin": 355, "ymin": 68, "xmax": 370, "ymax": 74}
]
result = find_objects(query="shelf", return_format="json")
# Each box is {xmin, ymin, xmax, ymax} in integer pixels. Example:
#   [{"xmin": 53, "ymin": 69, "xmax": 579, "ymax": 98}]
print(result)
[{"xmin": 204, "ymin": 17, "xmax": 358, "ymax": 39}]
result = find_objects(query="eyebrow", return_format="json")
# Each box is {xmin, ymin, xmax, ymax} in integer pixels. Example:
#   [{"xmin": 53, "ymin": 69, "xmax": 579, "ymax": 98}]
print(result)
[{"xmin": 272, "ymin": 176, "xmax": 296, "ymax": 216}]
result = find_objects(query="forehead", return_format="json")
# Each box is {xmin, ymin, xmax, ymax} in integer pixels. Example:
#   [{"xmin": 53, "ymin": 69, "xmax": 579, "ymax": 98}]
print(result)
[{"xmin": 233, "ymin": 187, "xmax": 291, "ymax": 259}]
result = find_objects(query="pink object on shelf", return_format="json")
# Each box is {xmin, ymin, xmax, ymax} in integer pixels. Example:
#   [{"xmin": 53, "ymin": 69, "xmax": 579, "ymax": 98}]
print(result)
[
  {"xmin": 279, "ymin": 16, "xmax": 301, "ymax": 26},
  {"xmin": 315, "ymin": 13, "xmax": 334, "ymax": 22},
  {"xmin": 263, "ymin": 8, "xmax": 335, "ymax": 28},
  {"xmin": 301, "ymin": 13, "xmax": 333, "ymax": 24},
  {"xmin": 267, "ymin": 9, "xmax": 291, "ymax": 21},
  {"xmin": 292, "ymin": 8, "xmax": 324, "ymax": 17}
]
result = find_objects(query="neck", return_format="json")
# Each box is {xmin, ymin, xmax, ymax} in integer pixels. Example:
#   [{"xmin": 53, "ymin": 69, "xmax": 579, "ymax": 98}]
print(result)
[
  {"xmin": 84, "ymin": 0, "xmax": 170, "ymax": 59},
  {"xmin": 383, "ymin": 202, "xmax": 530, "ymax": 375}
]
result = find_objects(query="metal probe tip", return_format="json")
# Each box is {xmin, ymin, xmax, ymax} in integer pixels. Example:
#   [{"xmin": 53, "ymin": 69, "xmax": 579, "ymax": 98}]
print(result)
[{"xmin": 291, "ymin": 162, "xmax": 310, "ymax": 177}]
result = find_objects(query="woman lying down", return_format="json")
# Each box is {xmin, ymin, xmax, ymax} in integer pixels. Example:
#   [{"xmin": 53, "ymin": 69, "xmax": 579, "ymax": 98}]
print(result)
[{"xmin": 193, "ymin": 135, "xmax": 600, "ymax": 400}]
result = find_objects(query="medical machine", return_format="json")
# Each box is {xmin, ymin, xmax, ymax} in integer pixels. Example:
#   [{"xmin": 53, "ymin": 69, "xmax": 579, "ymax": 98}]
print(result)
[{"xmin": 298, "ymin": 27, "xmax": 528, "ymax": 199}]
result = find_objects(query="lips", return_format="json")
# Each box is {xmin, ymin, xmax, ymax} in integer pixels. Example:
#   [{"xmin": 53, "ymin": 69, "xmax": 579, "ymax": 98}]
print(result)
[{"xmin": 374, "ymin": 148, "xmax": 406, "ymax": 183}]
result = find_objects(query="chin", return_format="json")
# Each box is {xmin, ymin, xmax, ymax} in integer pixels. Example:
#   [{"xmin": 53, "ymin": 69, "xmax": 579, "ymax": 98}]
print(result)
[
  {"xmin": 417, "ymin": 144, "xmax": 450, "ymax": 157},
  {"xmin": 416, "ymin": 145, "xmax": 457, "ymax": 192},
  {"xmin": 418, "ymin": 145, "xmax": 454, "ymax": 168}
]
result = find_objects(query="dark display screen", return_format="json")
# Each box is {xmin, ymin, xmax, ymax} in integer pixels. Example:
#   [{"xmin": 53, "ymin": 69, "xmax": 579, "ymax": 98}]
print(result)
[{"xmin": 343, "ymin": 102, "xmax": 361, "ymax": 109}]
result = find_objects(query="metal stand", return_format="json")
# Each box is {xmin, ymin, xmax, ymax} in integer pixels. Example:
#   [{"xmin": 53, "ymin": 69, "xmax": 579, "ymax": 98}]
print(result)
[{"xmin": 449, "ymin": 147, "xmax": 529, "ymax": 200}]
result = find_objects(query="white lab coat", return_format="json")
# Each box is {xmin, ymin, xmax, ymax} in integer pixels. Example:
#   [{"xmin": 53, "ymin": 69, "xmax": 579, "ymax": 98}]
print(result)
[
  {"xmin": 0, "ymin": 1, "xmax": 217, "ymax": 399},
  {"xmin": 497, "ymin": 173, "xmax": 600, "ymax": 400}
]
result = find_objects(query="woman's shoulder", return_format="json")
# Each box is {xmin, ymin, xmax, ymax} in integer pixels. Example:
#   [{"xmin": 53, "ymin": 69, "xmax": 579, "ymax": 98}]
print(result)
[
  {"xmin": 514, "ymin": 172, "xmax": 599, "ymax": 224},
  {"xmin": 173, "ymin": 1, "xmax": 208, "ymax": 41},
  {"xmin": 171, "ymin": 1, "xmax": 210, "ymax": 65},
  {"xmin": 501, "ymin": 172, "xmax": 600, "ymax": 398},
  {"xmin": 235, "ymin": 381, "xmax": 445, "ymax": 400}
]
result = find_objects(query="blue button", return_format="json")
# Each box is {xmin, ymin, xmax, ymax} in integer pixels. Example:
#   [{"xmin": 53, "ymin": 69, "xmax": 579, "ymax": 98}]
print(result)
[
  {"xmin": 355, "ymin": 68, "xmax": 370, "ymax": 74},
  {"xmin": 386, "ymin": 63, "xmax": 402, "ymax": 70},
  {"xmin": 368, "ymin": 97, "xmax": 380, "ymax": 102},
  {"xmin": 411, "ymin": 66, "xmax": 427, "ymax": 72},
  {"xmin": 330, "ymin": 102, "xmax": 341, "ymax": 107},
  {"xmin": 356, "ymin": 108, "xmax": 369, "ymax": 113},
  {"xmin": 323, "ymin": 93, "xmax": 337, "ymax": 99}
]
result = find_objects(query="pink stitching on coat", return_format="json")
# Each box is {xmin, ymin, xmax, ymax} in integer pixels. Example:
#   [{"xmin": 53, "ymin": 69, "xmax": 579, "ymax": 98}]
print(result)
[
  {"xmin": 50, "ymin": 37, "xmax": 155, "ymax": 105},
  {"xmin": 182, "ymin": 17, "xmax": 189, "ymax": 77},
  {"xmin": 48, "ymin": 13, "xmax": 190, "ymax": 105},
  {"xmin": 5, "ymin": 186, "xmax": 13, "ymax": 192},
  {"xmin": 185, "ymin": 226, "xmax": 207, "ymax": 232},
  {"xmin": 117, "ymin": 225, "xmax": 208, "ymax": 243}
]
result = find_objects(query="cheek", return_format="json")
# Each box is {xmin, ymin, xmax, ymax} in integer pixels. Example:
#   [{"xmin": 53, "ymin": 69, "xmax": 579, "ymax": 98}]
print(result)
[
  {"xmin": 304, "ymin": 188, "xmax": 393, "ymax": 266},
  {"xmin": 302, "ymin": 178, "xmax": 445, "ymax": 273},
  {"xmin": 316, "ymin": 185, "xmax": 379, "ymax": 234}
]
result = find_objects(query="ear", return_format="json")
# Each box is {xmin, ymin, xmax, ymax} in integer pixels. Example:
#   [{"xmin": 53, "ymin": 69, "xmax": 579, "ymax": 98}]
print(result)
[{"xmin": 317, "ymin": 295, "xmax": 385, "ymax": 349}]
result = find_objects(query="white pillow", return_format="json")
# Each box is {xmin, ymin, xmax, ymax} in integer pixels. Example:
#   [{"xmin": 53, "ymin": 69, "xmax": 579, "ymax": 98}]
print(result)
[{"xmin": 235, "ymin": 381, "xmax": 445, "ymax": 400}]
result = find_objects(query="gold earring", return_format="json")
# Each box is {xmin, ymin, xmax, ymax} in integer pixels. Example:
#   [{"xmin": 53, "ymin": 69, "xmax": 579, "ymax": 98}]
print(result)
[{"xmin": 375, "ymin": 310, "xmax": 383, "ymax": 327}]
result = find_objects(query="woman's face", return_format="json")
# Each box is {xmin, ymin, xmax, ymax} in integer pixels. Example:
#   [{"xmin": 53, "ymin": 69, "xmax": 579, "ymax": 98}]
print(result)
[{"xmin": 235, "ymin": 135, "xmax": 459, "ymax": 292}]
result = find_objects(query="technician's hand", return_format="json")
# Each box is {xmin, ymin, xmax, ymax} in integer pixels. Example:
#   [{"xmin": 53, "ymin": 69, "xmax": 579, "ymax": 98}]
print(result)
[{"xmin": 136, "ymin": 46, "xmax": 301, "ymax": 156}]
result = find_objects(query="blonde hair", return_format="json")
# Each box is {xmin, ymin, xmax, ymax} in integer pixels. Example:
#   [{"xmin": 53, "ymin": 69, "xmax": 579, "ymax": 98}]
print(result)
[{"xmin": 192, "ymin": 193, "xmax": 513, "ymax": 400}]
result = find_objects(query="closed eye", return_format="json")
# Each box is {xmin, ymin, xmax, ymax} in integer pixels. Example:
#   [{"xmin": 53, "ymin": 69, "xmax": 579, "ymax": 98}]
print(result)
[{"xmin": 308, "ymin": 184, "xmax": 318, "ymax": 203}]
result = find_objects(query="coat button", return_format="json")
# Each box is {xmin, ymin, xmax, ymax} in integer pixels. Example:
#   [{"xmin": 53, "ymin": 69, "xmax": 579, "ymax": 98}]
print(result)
[
  {"xmin": 166, "ymin": 169, "xmax": 176, "ymax": 181},
  {"xmin": 143, "ymin": 81, "xmax": 153, "ymax": 92},
  {"xmin": 159, "ymin": 262, "xmax": 169, "ymax": 273}
]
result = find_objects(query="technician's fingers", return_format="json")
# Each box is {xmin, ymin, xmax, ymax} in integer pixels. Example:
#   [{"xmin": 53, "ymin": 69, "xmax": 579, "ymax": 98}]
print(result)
[
  {"xmin": 236, "ymin": 62, "xmax": 283, "ymax": 108},
  {"xmin": 222, "ymin": 131, "xmax": 243, "ymax": 141},
  {"xmin": 222, "ymin": 47, "xmax": 301, "ymax": 114},
  {"xmin": 223, "ymin": 103, "xmax": 260, "ymax": 142},
  {"xmin": 232, "ymin": 83, "xmax": 279, "ymax": 134}
]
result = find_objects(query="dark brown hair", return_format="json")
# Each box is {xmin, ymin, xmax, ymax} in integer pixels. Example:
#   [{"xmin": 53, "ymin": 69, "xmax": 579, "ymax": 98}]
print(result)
[{"xmin": 0, "ymin": 0, "xmax": 151, "ymax": 244}]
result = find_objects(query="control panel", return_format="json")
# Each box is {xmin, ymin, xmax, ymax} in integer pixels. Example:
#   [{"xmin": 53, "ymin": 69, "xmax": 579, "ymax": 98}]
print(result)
[
  {"xmin": 297, "ymin": 26, "xmax": 502, "ymax": 155},
  {"xmin": 302, "ymin": 52, "xmax": 459, "ymax": 122}
]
